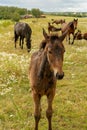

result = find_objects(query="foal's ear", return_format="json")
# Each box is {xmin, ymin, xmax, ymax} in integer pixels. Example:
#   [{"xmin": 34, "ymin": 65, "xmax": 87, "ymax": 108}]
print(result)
[{"xmin": 43, "ymin": 28, "xmax": 48, "ymax": 40}]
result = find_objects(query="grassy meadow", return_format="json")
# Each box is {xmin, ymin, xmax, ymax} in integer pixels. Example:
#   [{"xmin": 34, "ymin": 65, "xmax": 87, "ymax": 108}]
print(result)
[{"xmin": 0, "ymin": 15, "xmax": 87, "ymax": 130}]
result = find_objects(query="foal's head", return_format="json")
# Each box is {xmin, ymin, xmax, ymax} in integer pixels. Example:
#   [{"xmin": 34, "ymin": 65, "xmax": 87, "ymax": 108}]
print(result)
[
  {"xmin": 73, "ymin": 18, "xmax": 78, "ymax": 30},
  {"xmin": 42, "ymin": 29, "xmax": 67, "ymax": 80}
]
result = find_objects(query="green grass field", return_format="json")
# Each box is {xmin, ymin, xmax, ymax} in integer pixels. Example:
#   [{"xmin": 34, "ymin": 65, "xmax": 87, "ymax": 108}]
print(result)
[{"xmin": 0, "ymin": 16, "xmax": 87, "ymax": 130}]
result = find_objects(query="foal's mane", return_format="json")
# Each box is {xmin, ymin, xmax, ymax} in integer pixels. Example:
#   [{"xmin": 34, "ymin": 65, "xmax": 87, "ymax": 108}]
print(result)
[
  {"xmin": 50, "ymin": 34, "xmax": 59, "ymax": 41},
  {"xmin": 68, "ymin": 21, "xmax": 74, "ymax": 29},
  {"xmin": 39, "ymin": 33, "xmax": 59, "ymax": 50}
]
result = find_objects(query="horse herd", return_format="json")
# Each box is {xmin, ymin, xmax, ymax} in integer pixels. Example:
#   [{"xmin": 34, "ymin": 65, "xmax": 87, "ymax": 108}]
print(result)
[
  {"xmin": 14, "ymin": 18, "xmax": 86, "ymax": 130},
  {"xmin": 48, "ymin": 18, "xmax": 78, "ymax": 45},
  {"xmin": 14, "ymin": 18, "xmax": 87, "ymax": 53}
]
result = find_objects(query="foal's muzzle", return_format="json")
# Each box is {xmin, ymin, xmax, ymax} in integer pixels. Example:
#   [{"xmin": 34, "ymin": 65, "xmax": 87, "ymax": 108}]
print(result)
[{"xmin": 56, "ymin": 72, "xmax": 64, "ymax": 80}]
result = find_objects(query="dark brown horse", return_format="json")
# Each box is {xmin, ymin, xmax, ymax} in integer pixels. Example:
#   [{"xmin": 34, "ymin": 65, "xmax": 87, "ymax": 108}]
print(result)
[
  {"xmin": 29, "ymin": 28, "xmax": 70, "ymax": 130},
  {"xmin": 48, "ymin": 22, "xmax": 61, "ymax": 34},
  {"xmin": 14, "ymin": 22, "xmax": 32, "ymax": 52},
  {"xmin": 61, "ymin": 19, "xmax": 78, "ymax": 44},
  {"xmin": 52, "ymin": 19, "xmax": 65, "ymax": 25}
]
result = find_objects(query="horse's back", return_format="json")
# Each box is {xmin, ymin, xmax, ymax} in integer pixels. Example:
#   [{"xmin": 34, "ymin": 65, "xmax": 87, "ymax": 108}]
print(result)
[
  {"xmin": 83, "ymin": 33, "xmax": 87, "ymax": 40},
  {"xmin": 14, "ymin": 22, "xmax": 32, "ymax": 36},
  {"xmin": 14, "ymin": 22, "xmax": 24, "ymax": 35},
  {"xmin": 61, "ymin": 22, "xmax": 68, "ymax": 33}
]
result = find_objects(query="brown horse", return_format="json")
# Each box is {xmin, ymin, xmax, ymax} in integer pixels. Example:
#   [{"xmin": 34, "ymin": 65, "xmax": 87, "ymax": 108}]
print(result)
[
  {"xmin": 74, "ymin": 30, "xmax": 87, "ymax": 40},
  {"xmin": 74, "ymin": 30, "xmax": 83, "ymax": 40},
  {"xmin": 29, "ymin": 28, "xmax": 70, "ymax": 130},
  {"xmin": 83, "ymin": 33, "xmax": 87, "ymax": 40},
  {"xmin": 61, "ymin": 19, "xmax": 78, "ymax": 44},
  {"xmin": 52, "ymin": 19, "xmax": 65, "ymax": 25},
  {"xmin": 48, "ymin": 22, "xmax": 61, "ymax": 34}
]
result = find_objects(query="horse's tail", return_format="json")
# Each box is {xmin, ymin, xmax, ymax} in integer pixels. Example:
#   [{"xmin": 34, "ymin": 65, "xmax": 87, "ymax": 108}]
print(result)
[{"xmin": 14, "ymin": 31, "xmax": 19, "ymax": 43}]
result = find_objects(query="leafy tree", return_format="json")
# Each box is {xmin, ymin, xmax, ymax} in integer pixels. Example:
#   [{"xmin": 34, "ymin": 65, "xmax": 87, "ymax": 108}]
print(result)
[
  {"xmin": 11, "ymin": 12, "xmax": 20, "ymax": 22},
  {"xmin": 31, "ymin": 8, "xmax": 42, "ymax": 18},
  {"xmin": 0, "ymin": 6, "xmax": 30, "ymax": 20}
]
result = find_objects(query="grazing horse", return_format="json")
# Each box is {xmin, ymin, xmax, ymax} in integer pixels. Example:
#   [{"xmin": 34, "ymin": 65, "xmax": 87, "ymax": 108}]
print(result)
[
  {"xmin": 61, "ymin": 19, "xmax": 78, "ymax": 44},
  {"xmin": 52, "ymin": 19, "xmax": 65, "ymax": 25},
  {"xmin": 48, "ymin": 22, "xmax": 61, "ymax": 34},
  {"xmin": 29, "ymin": 28, "xmax": 70, "ymax": 130},
  {"xmin": 74, "ymin": 30, "xmax": 87, "ymax": 40},
  {"xmin": 14, "ymin": 22, "xmax": 32, "ymax": 52},
  {"xmin": 74, "ymin": 30, "xmax": 83, "ymax": 40},
  {"xmin": 83, "ymin": 33, "xmax": 87, "ymax": 40}
]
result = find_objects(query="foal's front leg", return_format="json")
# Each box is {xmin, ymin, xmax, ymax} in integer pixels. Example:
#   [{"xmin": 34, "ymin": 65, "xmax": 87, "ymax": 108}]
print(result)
[
  {"xmin": 71, "ymin": 33, "xmax": 75, "ymax": 44},
  {"xmin": 46, "ymin": 90, "xmax": 55, "ymax": 130},
  {"xmin": 32, "ymin": 92, "xmax": 41, "ymax": 130}
]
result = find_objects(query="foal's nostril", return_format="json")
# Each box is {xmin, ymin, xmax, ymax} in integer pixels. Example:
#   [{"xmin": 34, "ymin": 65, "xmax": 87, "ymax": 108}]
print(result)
[{"xmin": 56, "ymin": 72, "xmax": 64, "ymax": 80}]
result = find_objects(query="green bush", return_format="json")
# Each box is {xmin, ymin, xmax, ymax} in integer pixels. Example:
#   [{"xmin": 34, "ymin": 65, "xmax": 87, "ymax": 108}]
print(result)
[{"xmin": 11, "ymin": 12, "xmax": 20, "ymax": 22}]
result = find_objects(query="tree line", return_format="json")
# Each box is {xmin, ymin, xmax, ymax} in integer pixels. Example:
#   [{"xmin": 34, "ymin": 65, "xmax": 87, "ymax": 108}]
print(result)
[
  {"xmin": 0, "ymin": 6, "xmax": 43, "ymax": 21},
  {"xmin": 0, "ymin": 6, "xmax": 86, "ymax": 22},
  {"xmin": 48, "ymin": 12, "xmax": 87, "ymax": 17}
]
